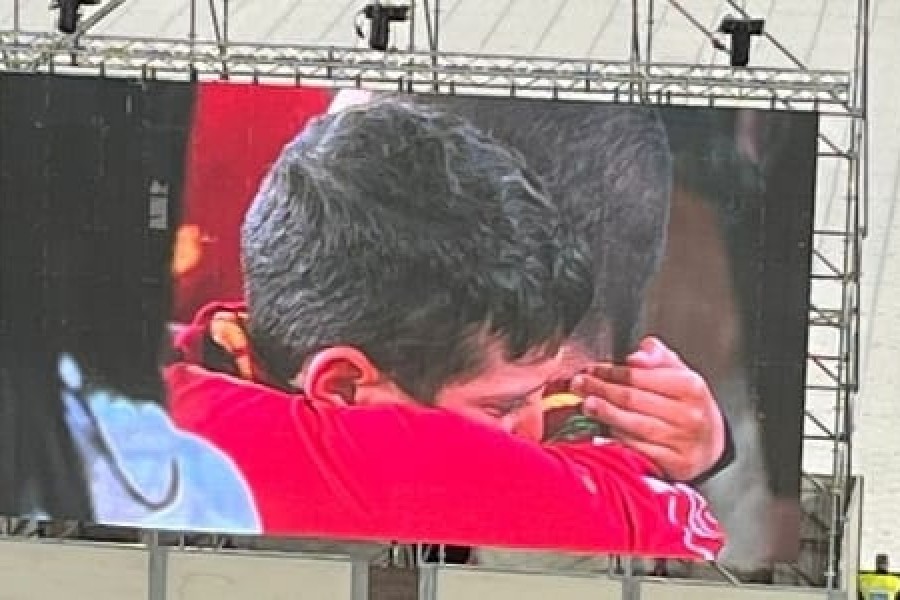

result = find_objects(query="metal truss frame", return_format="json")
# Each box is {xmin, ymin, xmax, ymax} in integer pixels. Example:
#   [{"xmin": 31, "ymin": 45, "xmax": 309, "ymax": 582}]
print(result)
[
  {"xmin": 0, "ymin": 31, "xmax": 851, "ymax": 112},
  {"xmin": 0, "ymin": 0, "xmax": 867, "ymax": 594}
]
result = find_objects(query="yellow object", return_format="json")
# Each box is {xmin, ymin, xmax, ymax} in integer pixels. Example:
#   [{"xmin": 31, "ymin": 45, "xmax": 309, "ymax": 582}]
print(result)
[
  {"xmin": 859, "ymin": 573, "xmax": 900, "ymax": 600},
  {"xmin": 542, "ymin": 393, "xmax": 583, "ymax": 411}
]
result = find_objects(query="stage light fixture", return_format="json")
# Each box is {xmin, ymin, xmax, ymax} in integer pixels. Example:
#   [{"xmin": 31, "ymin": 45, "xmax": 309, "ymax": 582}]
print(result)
[
  {"xmin": 51, "ymin": 0, "xmax": 101, "ymax": 34},
  {"xmin": 356, "ymin": 2, "xmax": 410, "ymax": 51},
  {"xmin": 717, "ymin": 16, "xmax": 765, "ymax": 67}
]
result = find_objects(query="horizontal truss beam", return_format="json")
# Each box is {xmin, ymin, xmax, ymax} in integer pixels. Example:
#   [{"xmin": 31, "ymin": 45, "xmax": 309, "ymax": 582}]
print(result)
[{"xmin": 0, "ymin": 31, "xmax": 853, "ymax": 111}]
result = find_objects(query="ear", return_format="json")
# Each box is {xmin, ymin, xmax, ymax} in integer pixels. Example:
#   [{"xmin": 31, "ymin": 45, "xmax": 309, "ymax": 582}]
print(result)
[{"xmin": 303, "ymin": 346, "xmax": 382, "ymax": 406}]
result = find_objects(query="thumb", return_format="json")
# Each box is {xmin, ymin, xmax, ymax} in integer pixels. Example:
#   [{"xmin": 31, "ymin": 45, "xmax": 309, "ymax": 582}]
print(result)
[{"xmin": 626, "ymin": 337, "xmax": 684, "ymax": 369}]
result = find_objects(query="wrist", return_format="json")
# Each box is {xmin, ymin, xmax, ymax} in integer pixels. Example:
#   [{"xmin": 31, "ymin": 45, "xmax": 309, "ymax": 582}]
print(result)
[{"xmin": 690, "ymin": 411, "xmax": 735, "ymax": 486}]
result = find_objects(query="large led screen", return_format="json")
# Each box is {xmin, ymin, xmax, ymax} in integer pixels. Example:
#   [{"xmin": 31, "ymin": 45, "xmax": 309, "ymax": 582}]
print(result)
[{"xmin": 0, "ymin": 74, "xmax": 817, "ymax": 567}]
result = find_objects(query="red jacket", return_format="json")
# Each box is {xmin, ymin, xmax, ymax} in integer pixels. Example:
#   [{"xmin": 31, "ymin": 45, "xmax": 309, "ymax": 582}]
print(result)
[{"xmin": 165, "ymin": 303, "xmax": 725, "ymax": 559}]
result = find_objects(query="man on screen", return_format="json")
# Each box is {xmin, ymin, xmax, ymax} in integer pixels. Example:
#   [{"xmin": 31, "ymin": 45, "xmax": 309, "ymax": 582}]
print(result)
[
  {"xmin": 172, "ymin": 85, "xmax": 730, "ymax": 487},
  {"xmin": 405, "ymin": 95, "xmax": 731, "ymax": 568},
  {"xmin": 166, "ymin": 97, "xmax": 725, "ymax": 558},
  {"xmin": 417, "ymin": 95, "xmax": 731, "ymax": 482}
]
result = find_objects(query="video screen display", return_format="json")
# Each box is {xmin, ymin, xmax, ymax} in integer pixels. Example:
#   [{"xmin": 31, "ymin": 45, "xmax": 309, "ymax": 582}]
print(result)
[{"xmin": 0, "ymin": 74, "xmax": 817, "ymax": 565}]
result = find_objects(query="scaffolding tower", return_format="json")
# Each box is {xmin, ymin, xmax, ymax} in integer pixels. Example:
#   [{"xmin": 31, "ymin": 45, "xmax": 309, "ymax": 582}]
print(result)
[{"xmin": 0, "ymin": 0, "xmax": 869, "ymax": 591}]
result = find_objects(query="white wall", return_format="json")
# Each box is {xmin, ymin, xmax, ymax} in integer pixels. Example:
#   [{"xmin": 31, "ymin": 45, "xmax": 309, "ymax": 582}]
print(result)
[
  {"xmin": 167, "ymin": 551, "xmax": 354, "ymax": 600},
  {"xmin": 0, "ymin": 539, "xmax": 356, "ymax": 600},
  {"xmin": 434, "ymin": 568, "xmax": 623, "ymax": 600},
  {"xmin": 0, "ymin": 539, "xmax": 842, "ymax": 600},
  {"xmin": 0, "ymin": 539, "xmax": 149, "ymax": 600}
]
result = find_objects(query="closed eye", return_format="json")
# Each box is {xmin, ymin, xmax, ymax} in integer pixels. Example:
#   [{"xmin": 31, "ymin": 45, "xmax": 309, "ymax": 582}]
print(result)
[{"xmin": 480, "ymin": 396, "xmax": 529, "ymax": 419}]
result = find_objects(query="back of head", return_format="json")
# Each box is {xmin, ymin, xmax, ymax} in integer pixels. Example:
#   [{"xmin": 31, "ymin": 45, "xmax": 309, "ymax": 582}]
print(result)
[
  {"xmin": 417, "ymin": 96, "xmax": 673, "ymax": 359},
  {"xmin": 241, "ymin": 98, "xmax": 593, "ymax": 400}
]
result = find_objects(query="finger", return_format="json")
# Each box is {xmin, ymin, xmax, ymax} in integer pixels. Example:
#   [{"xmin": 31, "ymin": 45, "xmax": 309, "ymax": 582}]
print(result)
[
  {"xmin": 612, "ymin": 435, "xmax": 687, "ymax": 481},
  {"xmin": 578, "ymin": 366, "xmax": 710, "ymax": 403},
  {"xmin": 623, "ymin": 337, "xmax": 666, "ymax": 369},
  {"xmin": 626, "ymin": 337, "xmax": 685, "ymax": 370},
  {"xmin": 578, "ymin": 379, "xmax": 685, "ymax": 426},
  {"xmin": 583, "ymin": 395, "xmax": 682, "ymax": 448}
]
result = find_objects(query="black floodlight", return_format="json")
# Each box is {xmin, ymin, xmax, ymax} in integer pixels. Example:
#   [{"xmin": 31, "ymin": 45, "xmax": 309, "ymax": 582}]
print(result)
[
  {"xmin": 358, "ymin": 3, "xmax": 410, "ymax": 51},
  {"xmin": 52, "ymin": 0, "xmax": 102, "ymax": 34},
  {"xmin": 718, "ymin": 16, "xmax": 765, "ymax": 67}
]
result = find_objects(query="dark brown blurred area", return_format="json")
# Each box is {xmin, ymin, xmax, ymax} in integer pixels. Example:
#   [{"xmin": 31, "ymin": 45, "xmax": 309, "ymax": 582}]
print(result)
[{"xmin": 644, "ymin": 185, "xmax": 742, "ymax": 384}]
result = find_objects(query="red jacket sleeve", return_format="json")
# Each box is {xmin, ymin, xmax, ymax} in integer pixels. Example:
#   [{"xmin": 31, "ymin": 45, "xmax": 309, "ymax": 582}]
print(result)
[{"xmin": 165, "ymin": 363, "xmax": 724, "ymax": 559}]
